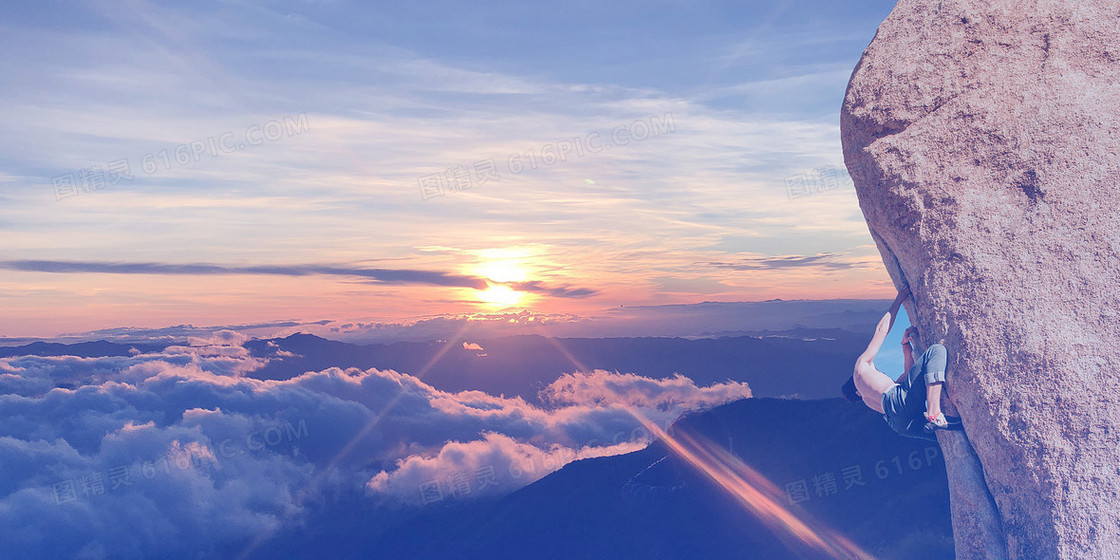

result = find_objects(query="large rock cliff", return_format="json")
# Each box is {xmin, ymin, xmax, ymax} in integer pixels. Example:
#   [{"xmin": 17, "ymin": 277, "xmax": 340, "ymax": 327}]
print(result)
[{"xmin": 841, "ymin": 1, "xmax": 1120, "ymax": 558}]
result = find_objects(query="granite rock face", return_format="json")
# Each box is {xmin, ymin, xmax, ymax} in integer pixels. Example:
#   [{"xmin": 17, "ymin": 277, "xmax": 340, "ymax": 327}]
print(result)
[{"xmin": 841, "ymin": 1, "xmax": 1120, "ymax": 558}]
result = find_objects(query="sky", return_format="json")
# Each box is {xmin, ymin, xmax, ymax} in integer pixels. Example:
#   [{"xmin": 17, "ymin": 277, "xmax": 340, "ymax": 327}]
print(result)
[
  {"xmin": 0, "ymin": 4, "xmax": 933, "ymax": 557},
  {"xmin": 0, "ymin": 0, "xmax": 902, "ymax": 338}
]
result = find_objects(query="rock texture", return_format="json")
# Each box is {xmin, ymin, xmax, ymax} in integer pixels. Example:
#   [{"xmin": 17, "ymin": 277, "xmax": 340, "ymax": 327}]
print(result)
[{"xmin": 841, "ymin": 1, "xmax": 1120, "ymax": 558}]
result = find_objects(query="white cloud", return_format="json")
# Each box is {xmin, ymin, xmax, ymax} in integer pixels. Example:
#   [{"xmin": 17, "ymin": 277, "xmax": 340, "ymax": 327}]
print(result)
[
  {"xmin": 541, "ymin": 370, "xmax": 753, "ymax": 412},
  {"xmin": 0, "ymin": 337, "xmax": 751, "ymax": 558},
  {"xmin": 367, "ymin": 432, "xmax": 644, "ymax": 505}
]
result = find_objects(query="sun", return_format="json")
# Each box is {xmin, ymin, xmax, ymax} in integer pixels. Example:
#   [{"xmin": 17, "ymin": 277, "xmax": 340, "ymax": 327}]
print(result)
[
  {"xmin": 476, "ymin": 284, "xmax": 524, "ymax": 308},
  {"xmin": 470, "ymin": 248, "xmax": 533, "ymax": 308}
]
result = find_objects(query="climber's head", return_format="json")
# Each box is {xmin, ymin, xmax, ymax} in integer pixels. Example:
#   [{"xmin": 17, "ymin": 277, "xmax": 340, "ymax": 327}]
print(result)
[{"xmin": 841, "ymin": 376, "xmax": 861, "ymax": 403}]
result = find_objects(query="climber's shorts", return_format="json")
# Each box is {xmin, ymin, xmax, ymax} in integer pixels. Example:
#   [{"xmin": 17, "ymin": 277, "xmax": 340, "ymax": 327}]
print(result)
[
  {"xmin": 882, "ymin": 382, "xmax": 909, "ymax": 434},
  {"xmin": 882, "ymin": 344, "xmax": 948, "ymax": 436}
]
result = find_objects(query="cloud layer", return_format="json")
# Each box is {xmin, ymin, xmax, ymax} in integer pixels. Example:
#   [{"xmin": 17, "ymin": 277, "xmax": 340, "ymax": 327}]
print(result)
[{"xmin": 0, "ymin": 333, "xmax": 751, "ymax": 558}]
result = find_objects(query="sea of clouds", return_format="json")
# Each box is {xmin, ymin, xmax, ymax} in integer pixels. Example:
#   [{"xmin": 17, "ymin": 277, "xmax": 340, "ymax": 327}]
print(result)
[{"xmin": 0, "ymin": 331, "xmax": 751, "ymax": 558}]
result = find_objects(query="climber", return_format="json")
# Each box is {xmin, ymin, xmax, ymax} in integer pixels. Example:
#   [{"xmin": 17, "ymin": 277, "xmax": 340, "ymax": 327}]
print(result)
[{"xmin": 840, "ymin": 285, "xmax": 959, "ymax": 440}]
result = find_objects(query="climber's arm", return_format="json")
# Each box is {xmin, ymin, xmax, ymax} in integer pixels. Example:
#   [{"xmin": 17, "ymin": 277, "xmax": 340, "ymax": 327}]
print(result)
[
  {"xmin": 856, "ymin": 286, "xmax": 910, "ymax": 365},
  {"xmin": 901, "ymin": 326, "xmax": 917, "ymax": 377}
]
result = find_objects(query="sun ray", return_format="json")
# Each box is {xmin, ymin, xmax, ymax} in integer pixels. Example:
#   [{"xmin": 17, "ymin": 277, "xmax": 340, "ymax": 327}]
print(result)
[
  {"xmin": 625, "ymin": 407, "xmax": 877, "ymax": 560},
  {"xmin": 234, "ymin": 322, "xmax": 475, "ymax": 560}
]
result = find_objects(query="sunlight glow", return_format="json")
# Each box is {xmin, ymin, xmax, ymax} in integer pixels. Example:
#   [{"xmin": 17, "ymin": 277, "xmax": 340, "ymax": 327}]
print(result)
[
  {"xmin": 477, "ymin": 284, "xmax": 524, "ymax": 308},
  {"xmin": 472, "ymin": 248, "xmax": 532, "ymax": 283},
  {"xmin": 470, "ymin": 248, "xmax": 535, "ymax": 309},
  {"xmin": 475, "ymin": 260, "xmax": 529, "ymax": 283}
]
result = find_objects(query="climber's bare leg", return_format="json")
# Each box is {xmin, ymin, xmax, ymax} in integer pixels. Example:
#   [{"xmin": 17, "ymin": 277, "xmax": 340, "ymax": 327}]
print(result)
[
  {"xmin": 853, "ymin": 363, "xmax": 895, "ymax": 414},
  {"xmin": 926, "ymin": 382, "xmax": 943, "ymax": 418}
]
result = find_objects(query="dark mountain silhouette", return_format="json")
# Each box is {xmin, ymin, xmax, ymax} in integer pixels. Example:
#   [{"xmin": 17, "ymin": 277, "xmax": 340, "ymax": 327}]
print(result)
[
  {"xmin": 369, "ymin": 397, "xmax": 953, "ymax": 559},
  {"xmin": 0, "ymin": 340, "xmax": 169, "ymax": 358}
]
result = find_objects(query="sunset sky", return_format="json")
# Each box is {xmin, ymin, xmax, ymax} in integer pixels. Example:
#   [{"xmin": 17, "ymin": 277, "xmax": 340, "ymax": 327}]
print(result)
[
  {"xmin": 0, "ymin": 5, "xmax": 937, "ymax": 558},
  {"xmin": 0, "ymin": 0, "xmax": 901, "ymax": 337}
]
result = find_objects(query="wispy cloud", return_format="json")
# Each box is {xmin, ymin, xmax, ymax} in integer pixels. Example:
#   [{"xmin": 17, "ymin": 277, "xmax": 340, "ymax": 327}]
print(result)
[
  {"xmin": 699, "ymin": 252, "xmax": 871, "ymax": 271},
  {"xmin": 0, "ymin": 260, "xmax": 598, "ymax": 297},
  {"xmin": 0, "ymin": 260, "xmax": 485, "ymax": 288},
  {"xmin": 507, "ymin": 280, "xmax": 597, "ymax": 298}
]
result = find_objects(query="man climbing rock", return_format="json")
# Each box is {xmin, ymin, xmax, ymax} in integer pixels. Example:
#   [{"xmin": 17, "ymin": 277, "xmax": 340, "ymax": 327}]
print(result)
[{"xmin": 841, "ymin": 286, "xmax": 961, "ymax": 440}]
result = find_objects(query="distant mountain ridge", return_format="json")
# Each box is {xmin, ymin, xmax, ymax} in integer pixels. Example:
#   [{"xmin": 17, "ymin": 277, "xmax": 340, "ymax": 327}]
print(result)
[
  {"xmin": 0, "ymin": 330, "xmax": 870, "ymax": 401},
  {"xmin": 242, "ymin": 330, "xmax": 869, "ymax": 401},
  {"xmin": 0, "ymin": 340, "xmax": 169, "ymax": 358}
]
